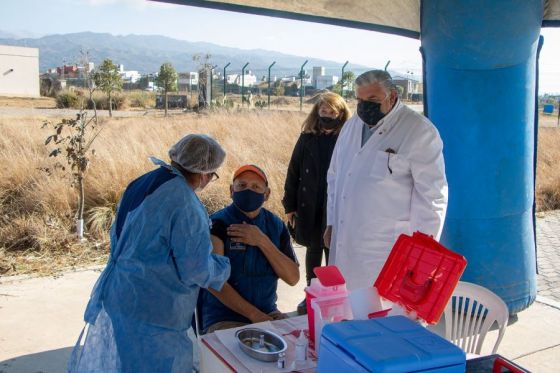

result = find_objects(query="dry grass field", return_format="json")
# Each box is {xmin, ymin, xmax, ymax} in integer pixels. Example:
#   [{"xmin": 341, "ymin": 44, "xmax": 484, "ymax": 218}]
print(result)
[
  {"xmin": 0, "ymin": 96, "xmax": 57, "ymax": 109},
  {"xmin": 0, "ymin": 90, "xmax": 345, "ymax": 112},
  {"xmin": 536, "ymin": 127, "xmax": 560, "ymax": 211},
  {"xmin": 1, "ymin": 108, "xmax": 560, "ymax": 276},
  {"xmin": 0, "ymin": 110, "xmax": 305, "ymax": 275}
]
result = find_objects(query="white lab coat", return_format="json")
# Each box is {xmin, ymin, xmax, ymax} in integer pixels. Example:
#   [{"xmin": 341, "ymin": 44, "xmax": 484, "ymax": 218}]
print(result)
[{"xmin": 326, "ymin": 100, "xmax": 448, "ymax": 290}]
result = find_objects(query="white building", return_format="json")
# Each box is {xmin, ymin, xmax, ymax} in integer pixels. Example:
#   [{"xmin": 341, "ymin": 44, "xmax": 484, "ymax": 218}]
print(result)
[
  {"xmin": 112, "ymin": 64, "xmax": 141, "ymax": 84},
  {"xmin": 312, "ymin": 66, "xmax": 325, "ymax": 87},
  {"xmin": 242, "ymin": 74, "xmax": 258, "ymax": 86},
  {"xmin": 178, "ymin": 72, "xmax": 199, "ymax": 91},
  {"xmin": 316, "ymin": 75, "xmax": 339, "ymax": 90},
  {"xmin": 122, "ymin": 70, "xmax": 141, "ymax": 84},
  {"xmin": 0, "ymin": 45, "xmax": 40, "ymax": 97},
  {"xmin": 145, "ymin": 81, "xmax": 156, "ymax": 92},
  {"xmin": 178, "ymin": 72, "xmax": 199, "ymax": 85},
  {"xmin": 280, "ymin": 74, "xmax": 312, "ymax": 85},
  {"xmin": 77, "ymin": 63, "xmax": 96, "ymax": 78},
  {"xmin": 226, "ymin": 73, "xmax": 257, "ymax": 86},
  {"xmin": 281, "ymin": 76, "xmax": 297, "ymax": 83},
  {"xmin": 393, "ymin": 76, "xmax": 423, "ymax": 99}
]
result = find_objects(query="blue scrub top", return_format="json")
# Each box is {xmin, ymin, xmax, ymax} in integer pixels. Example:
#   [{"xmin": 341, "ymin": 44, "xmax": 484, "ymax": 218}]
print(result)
[{"xmin": 69, "ymin": 158, "xmax": 230, "ymax": 373}]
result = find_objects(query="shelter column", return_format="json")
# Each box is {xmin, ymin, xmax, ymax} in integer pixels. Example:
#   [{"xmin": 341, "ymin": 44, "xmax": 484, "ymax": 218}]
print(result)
[{"xmin": 421, "ymin": 0, "xmax": 544, "ymax": 313}]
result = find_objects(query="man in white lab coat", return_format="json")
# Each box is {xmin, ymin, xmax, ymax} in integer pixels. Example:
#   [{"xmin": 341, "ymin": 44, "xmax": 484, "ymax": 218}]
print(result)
[{"xmin": 324, "ymin": 70, "xmax": 448, "ymax": 290}]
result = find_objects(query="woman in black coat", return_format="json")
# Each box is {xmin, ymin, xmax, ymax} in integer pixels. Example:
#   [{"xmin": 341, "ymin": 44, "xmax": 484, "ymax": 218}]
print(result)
[{"xmin": 283, "ymin": 92, "xmax": 351, "ymax": 314}]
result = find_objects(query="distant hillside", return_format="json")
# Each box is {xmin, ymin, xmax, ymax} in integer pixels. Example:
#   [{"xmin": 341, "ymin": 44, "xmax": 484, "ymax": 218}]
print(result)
[{"xmin": 0, "ymin": 31, "xmax": 377, "ymax": 78}]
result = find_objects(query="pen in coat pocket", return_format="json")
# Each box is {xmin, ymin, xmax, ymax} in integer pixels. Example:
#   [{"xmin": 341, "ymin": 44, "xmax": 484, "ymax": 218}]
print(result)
[{"xmin": 385, "ymin": 148, "xmax": 396, "ymax": 174}]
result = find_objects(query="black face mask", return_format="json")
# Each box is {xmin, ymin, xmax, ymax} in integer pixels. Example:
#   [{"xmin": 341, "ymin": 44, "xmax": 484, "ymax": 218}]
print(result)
[
  {"xmin": 357, "ymin": 100, "xmax": 386, "ymax": 127},
  {"xmin": 318, "ymin": 116, "xmax": 343, "ymax": 130}
]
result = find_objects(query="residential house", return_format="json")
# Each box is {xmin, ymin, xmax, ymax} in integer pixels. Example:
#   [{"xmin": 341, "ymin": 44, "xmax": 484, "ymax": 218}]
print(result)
[
  {"xmin": 178, "ymin": 72, "xmax": 199, "ymax": 91},
  {"xmin": 393, "ymin": 76, "xmax": 423, "ymax": 101},
  {"xmin": 316, "ymin": 75, "xmax": 339, "ymax": 90}
]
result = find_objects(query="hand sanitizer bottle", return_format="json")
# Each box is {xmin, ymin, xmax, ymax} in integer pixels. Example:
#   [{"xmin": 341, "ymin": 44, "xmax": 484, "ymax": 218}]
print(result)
[{"xmin": 295, "ymin": 329, "xmax": 308, "ymax": 362}]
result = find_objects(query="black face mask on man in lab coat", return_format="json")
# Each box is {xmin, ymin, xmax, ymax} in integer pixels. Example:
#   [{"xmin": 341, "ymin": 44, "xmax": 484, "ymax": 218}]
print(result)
[{"xmin": 357, "ymin": 100, "xmax": 386, "ymax": 127}]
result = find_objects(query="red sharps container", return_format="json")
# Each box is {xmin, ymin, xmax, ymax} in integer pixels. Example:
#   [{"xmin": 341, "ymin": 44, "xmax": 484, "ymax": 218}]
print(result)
[{"xmin": 305, "ymin": 265, "xmax": 348, "ymax": 343}]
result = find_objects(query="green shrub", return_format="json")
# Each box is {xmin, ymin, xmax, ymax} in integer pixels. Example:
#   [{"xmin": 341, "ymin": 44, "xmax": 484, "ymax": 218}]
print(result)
[
  {"xmin": 86, "ymin": 92, "xmax": 128, "ymax": 111},
  {"xmin": 56, "ymin": 91, "xmax": 80, "ymax": 109},
  {"xmin": 40, "ymin": 77, "xmax": 63, "ymax": 98},
  {"xmin": 87, "ymin": 92, "xmax": 106, "ymax": 110},
  {"xmin": 212, "ymin": 98, "xmax": 234, "ymax": 110},
  {"xmin": 254, "ymin": 100, "xmax": 267, "ymax": 109},
  {"xmin": 128, "ymin": 91, "xmax": 155, "ymax": 108},
  {"xmin": 112, "ymin": 93, "xmax": 128, "ymax": 111}
]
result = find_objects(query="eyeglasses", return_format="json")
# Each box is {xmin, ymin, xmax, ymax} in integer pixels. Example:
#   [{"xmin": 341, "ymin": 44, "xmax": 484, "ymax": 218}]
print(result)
[{"xmin": 209, "ymin": 172, "xmax": 219, "ymax": 182}]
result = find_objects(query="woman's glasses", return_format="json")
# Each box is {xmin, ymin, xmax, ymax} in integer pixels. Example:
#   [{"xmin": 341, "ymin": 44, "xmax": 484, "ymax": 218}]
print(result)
[{"xmin": 209, "ymin": 172, "xmax": 220, "ymax": 182}]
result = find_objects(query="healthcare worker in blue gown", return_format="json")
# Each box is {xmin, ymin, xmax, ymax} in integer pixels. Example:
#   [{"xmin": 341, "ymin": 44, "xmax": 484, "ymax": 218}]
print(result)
[{"xmin": 68, "ymin": 134, "xmax": 231, "ymax": 373}]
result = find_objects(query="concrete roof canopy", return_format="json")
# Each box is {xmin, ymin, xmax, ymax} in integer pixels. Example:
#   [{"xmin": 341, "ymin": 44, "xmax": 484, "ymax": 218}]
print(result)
[{"xmin": 152, "ymin": 0, "xmax": 560, "ymax": 38}]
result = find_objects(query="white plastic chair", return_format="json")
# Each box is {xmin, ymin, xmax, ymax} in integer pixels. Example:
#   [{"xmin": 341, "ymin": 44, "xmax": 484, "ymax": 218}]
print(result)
[{"xmin": 444, "ymin": 281, "xmax": 509, "ymax": 355}]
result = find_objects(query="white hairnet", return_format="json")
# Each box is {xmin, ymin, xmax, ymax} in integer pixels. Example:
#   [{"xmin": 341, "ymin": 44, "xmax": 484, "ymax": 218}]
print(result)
[{"xmin": 168, "ymin": 134, "xmax": 226, "ymax": 173}]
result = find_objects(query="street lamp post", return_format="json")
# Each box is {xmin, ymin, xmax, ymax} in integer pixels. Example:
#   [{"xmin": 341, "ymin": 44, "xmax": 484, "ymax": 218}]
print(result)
[
  {"xmin": 223, "ymin": 62, "xmax": 230, "ymax": 101},
  {"xmin": 341, "ymin": 60, "xmax": 349, "ymax": 98},
  {"xmin": 299, "ymin": 60, "xmax": 308, "ymax": 111},
  {"xmin": 384, "ymin": 60, "xmax": 391, "ymax": 71},
  {"xmin": 189, "ymin": 73, "xmax": 193, "ymax": 102},
  {"xmin": 241, "ymin": 62, "xmax": 249, "ymax": 107},
  {"xmin": 268, "ymin": 61, "xmax": 276, "ymax": 109},
  {"xmin": 61, "ymin": 58, "xmax": 66, "ymax": 82},
  {"xmin": 209, "ymin": 64, "xmax": 217, "ymax": 104}
]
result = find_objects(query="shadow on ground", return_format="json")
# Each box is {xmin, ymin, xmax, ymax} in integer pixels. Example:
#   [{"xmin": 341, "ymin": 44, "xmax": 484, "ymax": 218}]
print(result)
[
  {"xmin": 0, "ymin": 330, "xmax": 202, "ymax": 373},
  {"xmin": 0, "ymin": 347, "xmax": 72, "ymax": 373}
]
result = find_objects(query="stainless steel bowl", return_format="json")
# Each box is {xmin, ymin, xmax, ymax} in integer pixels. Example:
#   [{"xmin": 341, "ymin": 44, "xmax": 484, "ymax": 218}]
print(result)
[{"xmin": 235, "ymin": 327, "xmax": 287, "ymax": 362}]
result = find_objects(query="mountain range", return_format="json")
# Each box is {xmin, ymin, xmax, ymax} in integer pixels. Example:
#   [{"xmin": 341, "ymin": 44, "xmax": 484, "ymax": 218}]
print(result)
[{"xmin": 0, "ymin": 31, "xmax": 381, "ymax": 78}]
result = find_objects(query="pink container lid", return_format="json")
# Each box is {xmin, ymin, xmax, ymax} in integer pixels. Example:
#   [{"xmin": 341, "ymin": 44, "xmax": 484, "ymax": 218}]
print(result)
[
  {"xmin": 306, "ymin": 266, "xmax": 347, "ymax": 297},
  {"xmin": 314, "ymin": 265, "xmax": 346, "ymax": 287}
]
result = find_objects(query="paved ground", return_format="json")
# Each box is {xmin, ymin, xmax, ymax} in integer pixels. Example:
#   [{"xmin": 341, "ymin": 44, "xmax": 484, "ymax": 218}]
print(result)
[
  {"xmin": 0, "ymin": 104, "xmax": 425, "ymax": 119},
  {"xmin": 536, "ymin": 211, "xmax": 560, "ymax": 302},
  {"xmin": 1, "ymin": 212, "xmax": 560, "ymax": 372}
]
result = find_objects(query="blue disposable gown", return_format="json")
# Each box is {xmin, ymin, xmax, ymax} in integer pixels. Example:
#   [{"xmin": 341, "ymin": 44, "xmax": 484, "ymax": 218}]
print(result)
[{"xmin": 68, "ymin": 158, "xmax": 230, "ymax": 372}]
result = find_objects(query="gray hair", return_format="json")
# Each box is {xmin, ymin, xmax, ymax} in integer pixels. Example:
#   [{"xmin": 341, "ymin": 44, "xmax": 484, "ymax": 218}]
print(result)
[{"xmin": 355, "ymin": 70, "xmax": 394, "ymax": 93}]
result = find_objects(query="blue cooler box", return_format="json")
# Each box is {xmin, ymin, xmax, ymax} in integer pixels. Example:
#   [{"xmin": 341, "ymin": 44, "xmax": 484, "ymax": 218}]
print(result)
[{"xmin": 317, "ymin": 316, "xmax": 465, "ymax": 373}]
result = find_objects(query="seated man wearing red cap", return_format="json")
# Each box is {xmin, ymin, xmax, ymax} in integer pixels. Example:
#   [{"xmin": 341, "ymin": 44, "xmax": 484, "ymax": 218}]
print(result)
[{"xmin": 200, "ymin": 165, "xmax": 300, "ymax": 333}]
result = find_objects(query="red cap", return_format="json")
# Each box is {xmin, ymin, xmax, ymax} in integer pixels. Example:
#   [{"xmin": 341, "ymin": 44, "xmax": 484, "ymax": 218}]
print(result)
[{"xmin": 233, "ymin": 164, "xmax": 268, "ymax": 185}]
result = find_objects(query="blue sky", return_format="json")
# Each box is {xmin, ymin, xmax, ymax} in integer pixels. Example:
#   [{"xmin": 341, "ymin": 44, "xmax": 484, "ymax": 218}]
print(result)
[{"xmin": 2, "ymin": 0, "xmax": 560, "ymax": 93}]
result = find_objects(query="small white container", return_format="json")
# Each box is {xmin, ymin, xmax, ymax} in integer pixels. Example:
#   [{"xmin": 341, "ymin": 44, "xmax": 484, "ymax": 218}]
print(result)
[
  {"xmin": 348, "ymin": 286, "xmax": 391, "ymax": 320},
  {"xmin": 311, "ymin": 294, "xmax": 353, "ymax": 353}
]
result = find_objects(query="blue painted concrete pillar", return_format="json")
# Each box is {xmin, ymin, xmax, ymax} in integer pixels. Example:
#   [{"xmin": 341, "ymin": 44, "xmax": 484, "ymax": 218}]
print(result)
[{"xmin": 421, "ymin": 0, "xmax": 544, "ymax": 313}]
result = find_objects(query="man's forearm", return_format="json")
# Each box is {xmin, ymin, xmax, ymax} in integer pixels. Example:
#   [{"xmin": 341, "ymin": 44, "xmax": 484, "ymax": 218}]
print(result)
[
  {"xmin": 257, "ymin": 236, "xmax": 300, "ymax": 286},
  {"xmin": 208, "ymin": 283, "xmax": 264, "ymax": 321}
]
